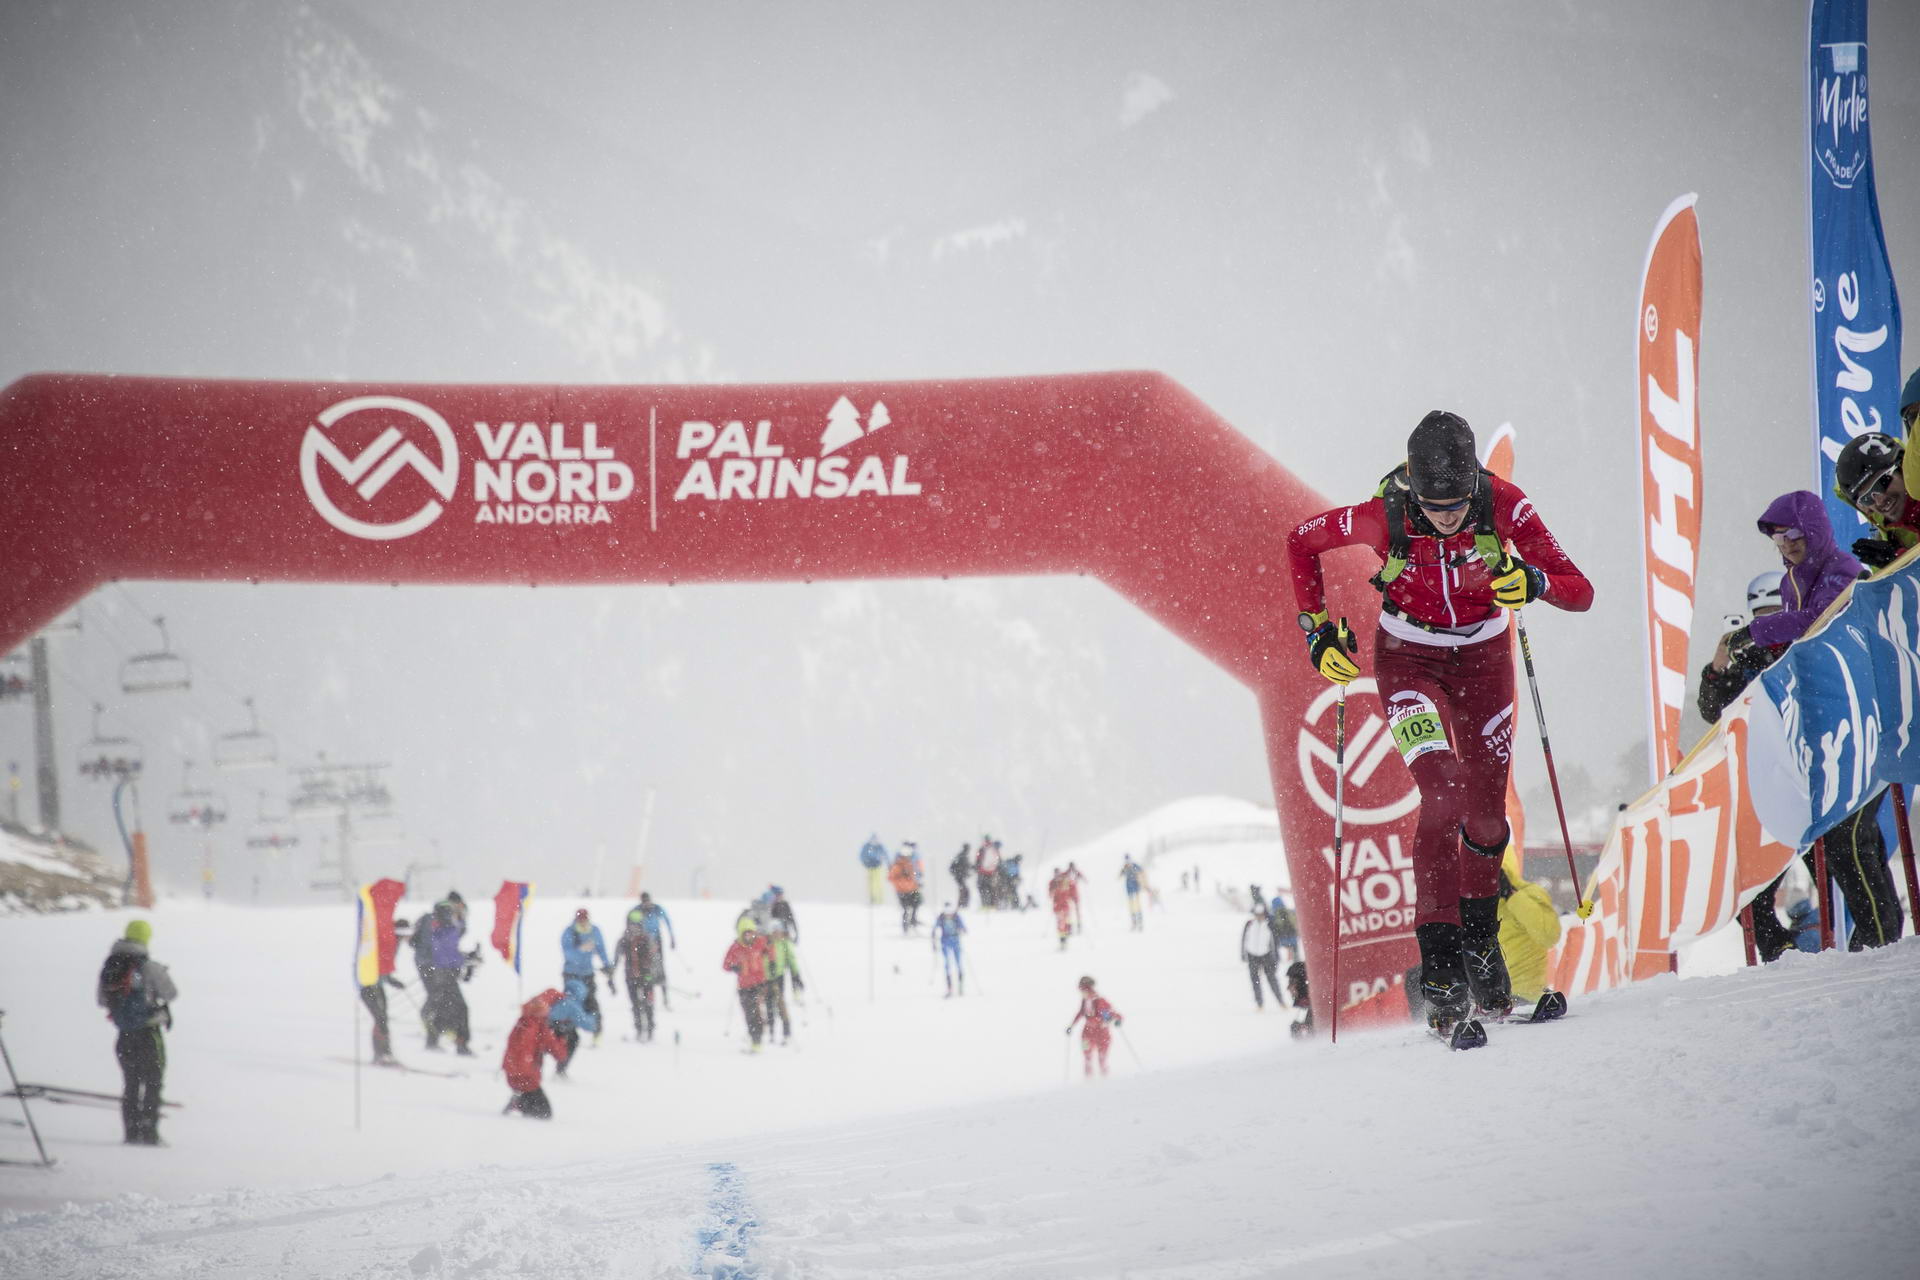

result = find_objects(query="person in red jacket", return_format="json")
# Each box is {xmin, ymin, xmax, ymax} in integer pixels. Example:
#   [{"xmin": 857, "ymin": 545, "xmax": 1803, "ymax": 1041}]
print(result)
[
  {"xmin": 722, "ymin": 925, "xmax": 773, "ymax": 1053},
  {"xmin": 1065, "ymin": 975, "xmax": 1122, "ymax": 1077},
  {"xmin": 1287, "ymin": 410, "xmax": 1592, "ymax": 1036},
  {"xmin": 1048, "ymin": 869, "xmax": 1075, "ymax": 950},
  {"xmin": 502, "ymin": 989, "xmax": 570, "ymax": 1119}
]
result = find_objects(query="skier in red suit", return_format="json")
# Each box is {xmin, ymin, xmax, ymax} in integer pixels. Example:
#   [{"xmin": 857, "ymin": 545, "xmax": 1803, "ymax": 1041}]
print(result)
[
  {"xmin": 1065, "ymin": 975, "xmax": 1123, "ymax": 1077},
  {"xmin": 502, "ymin": 988, "xmax": 570, "ymax": 1119},
  {"xmin": 1286, "ymin": 411, "xmax": 1591, "ymax": 1036}
]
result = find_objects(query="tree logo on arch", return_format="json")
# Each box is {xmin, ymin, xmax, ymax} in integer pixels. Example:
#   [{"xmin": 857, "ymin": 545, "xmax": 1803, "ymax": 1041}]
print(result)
[{"xmin": 300, "ymin": 395, "xmax": 459, "ymax": 541}]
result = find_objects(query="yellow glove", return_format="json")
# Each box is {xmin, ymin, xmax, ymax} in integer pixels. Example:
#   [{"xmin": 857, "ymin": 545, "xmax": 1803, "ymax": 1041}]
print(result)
[
  {"xmin": 1490, "ymin": 556, "xmax": 1546, "ymax": 609},
  {"xmin": 1300, "ymin": 612, "xmax": 1359, "ymax": 684}
]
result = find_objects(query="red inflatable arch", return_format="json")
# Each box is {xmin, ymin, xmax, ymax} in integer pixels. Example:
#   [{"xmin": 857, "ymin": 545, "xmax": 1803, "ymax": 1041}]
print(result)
[{"xmin": 0, "ymin": 370, "xmax": 1424, "ymax": 1028}]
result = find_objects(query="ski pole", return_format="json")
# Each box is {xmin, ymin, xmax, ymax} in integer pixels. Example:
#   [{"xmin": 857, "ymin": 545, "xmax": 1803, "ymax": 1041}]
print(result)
[
  {"xmin": 0, "ymin": 1014, "xmax": 51, "ymax": 1167},
  {"xmin": 1514, "ymin": 615, "xmax": 1592, "ymax": 916},
  {"xmin": 1117, "ymin": 1025, "xmax": 1144, "ymax": 1069},
  {"xmin": 1329, "ymin": 681, "xmax": 1347, "ymax": 1045},
  {"xmin": 1062, "ymin": 1028, "xmax": 1073, "ymax": 1083}
]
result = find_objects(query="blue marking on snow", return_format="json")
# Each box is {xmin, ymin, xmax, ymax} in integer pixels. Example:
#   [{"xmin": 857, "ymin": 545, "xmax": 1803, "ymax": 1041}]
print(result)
[{"xmin": 693, "ymin": 1161, "xmax": 759, "ymax": 1279}]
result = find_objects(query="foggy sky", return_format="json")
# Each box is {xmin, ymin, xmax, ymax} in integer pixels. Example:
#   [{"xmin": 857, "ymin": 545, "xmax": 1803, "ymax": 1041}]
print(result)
[{"xmin": 3, "ymin": 0, "xmax": 1917, "ymax": 904}]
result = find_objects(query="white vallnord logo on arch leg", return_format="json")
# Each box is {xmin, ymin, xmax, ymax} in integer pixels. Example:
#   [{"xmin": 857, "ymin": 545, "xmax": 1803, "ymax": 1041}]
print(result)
[
  {"xmin": 1296, "ymin": 679, "xmax": 1419, "ymax": 825},
  {"xmin": 301, "ymin": 395, "xmax": 460, "ymax": 540}
]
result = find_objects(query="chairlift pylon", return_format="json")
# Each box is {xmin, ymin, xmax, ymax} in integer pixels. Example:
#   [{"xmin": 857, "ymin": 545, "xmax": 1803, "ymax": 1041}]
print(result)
[
  {"xmin": 166, "ymin": 759, "xmax": 227, "ymax": 828},
  {"xmin": 214, "ymin": 697, "xmax": 278, "ymax": 770},
  {"xmin": 77, "ymin": 703, "xmax": 144, "ymax": 782},
  {"xmin": 121, "ymin": 616, "xmax": 191, "ymax": 695}
]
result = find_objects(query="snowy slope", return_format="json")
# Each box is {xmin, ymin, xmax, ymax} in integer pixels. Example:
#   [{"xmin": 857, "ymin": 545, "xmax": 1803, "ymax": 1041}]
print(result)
[{"xmin": 2, "ymin": 864, "xmax": 1917, "ymax": 1277}]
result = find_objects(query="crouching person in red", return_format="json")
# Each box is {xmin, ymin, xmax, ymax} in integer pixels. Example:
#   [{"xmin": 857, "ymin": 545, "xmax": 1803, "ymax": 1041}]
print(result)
[
  {"xmin": 1065, "ymin": 975, "xmax": 1123, "ymax": 1077},
  {"xmin": 503, "ymin": 988, "xmax": 570, "ymax": 1119}
]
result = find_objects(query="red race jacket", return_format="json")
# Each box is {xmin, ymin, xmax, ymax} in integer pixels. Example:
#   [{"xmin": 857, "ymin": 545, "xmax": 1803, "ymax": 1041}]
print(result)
[
  {"xmin": 502, "ymin": 989, "xmax": 569, "ymax": 1092},
  {"xmin": 1070, "ymin": 994, "xmax": 1121, "ymax": 1041},
  {"xmin": 723, "ymin": 934, "xmax": 771, "ymax": 988},
  {"xmin": 1287, "ymin": 475, "xmax": 1592, "ymax": 632}
]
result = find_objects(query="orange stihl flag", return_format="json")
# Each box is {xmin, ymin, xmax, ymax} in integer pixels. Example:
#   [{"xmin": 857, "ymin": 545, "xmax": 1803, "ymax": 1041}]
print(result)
[{"xmin": 1638, "ymin": 195, "xmax": 1703, "ymax": 781}]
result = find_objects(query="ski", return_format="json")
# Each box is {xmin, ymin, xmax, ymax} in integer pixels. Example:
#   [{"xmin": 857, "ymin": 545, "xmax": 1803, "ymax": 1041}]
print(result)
[
  {"xmin": 5, "ymin": 1083, "xmax": 184, "ymax": 1109},
  {"xmin": 1425, "ymin": 1017, "xmax": 1488, "ymax": 1050},
  {"xmin": 326, "ymin": 1057, "xmax": 467, "ymax": 1079}
]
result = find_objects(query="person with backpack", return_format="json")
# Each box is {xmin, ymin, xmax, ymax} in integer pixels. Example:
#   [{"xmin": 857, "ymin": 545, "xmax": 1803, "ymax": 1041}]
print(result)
[
  {"xmin": 547, "ymin": 976, "xmax": 600, "ymax": 1075},
  {"xmin": 1240, "ymin": 903, "xmax": 1285, "ymax": 1010},
  {"xmin": 503, "ymin": 989, "xmax": 570, "ymax": 1119},
  {"xmin": 616, "ymin": 907, "xmax": 665, "ymax": 1041},
  {"xmin": 767, "ymin": 885, "xmax": 800, "ymax": 943},
  {"xmin": 888, "ymin": 850, "xmax": 922, "ymax": 934},
  {"xmin": 97, "ymin": 919, "xmax": 177, "ymax": 1145},
  {"xmin": 723, "ymin": 923, "xmax": 773, "ymax": 1053},
  {"xmin": 931, "ymin": 902, "xmax": 968, "ymax": 996},
  {"xmin": 1064, "ymin": 975, "xmax": 1123, "ymax": 1078},
  {"xmin": 1048, "ymin": 869, "xmax": 1075, "ymax": 950},
  {"xmin": 1267, "ymin": 893, "xmax": 1300, "ymax": 967},
  {"xmin": 630, "ymin": 893, "xmax": 678, "ymax": 1009},
  {"xmin": 407, "ymin": 910, "xmax": 437, "ymax": 1041},
  {"xmin": 1063, "ymin": 862, "xmax": 1087, "ymax": 933},
  {"xmin": 765, "ymin": 919, "xmax": 804, "ymax": 1044},
  {"xmin": 423, "ymin": 899, "xmax": 474, "ymax": 1055},
  {"xmin": 1119, "ymin": 856, "xmax": 1146, "ymax": 932},
  {"xmin": 975, "ymin": 838, "xmax": 1001, "ymax": 910},
  {"xmin": 560, "ymin": 908, "xmax": 613, "ymax": 1047},
  {"xmin": 950, "ymin": 844, "xmax": 973, "ymax": 909}
]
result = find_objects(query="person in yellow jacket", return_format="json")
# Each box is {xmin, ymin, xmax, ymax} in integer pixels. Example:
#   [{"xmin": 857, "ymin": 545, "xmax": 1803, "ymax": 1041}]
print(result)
[{"xmin": 1496, "ymin": 854, "xmax": 1561, "ymax": 1005}]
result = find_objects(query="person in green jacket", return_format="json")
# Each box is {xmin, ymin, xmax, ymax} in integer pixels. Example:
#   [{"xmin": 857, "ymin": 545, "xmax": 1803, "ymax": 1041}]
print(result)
[
  {"xmin": 1496, "ymin": 859, "xmax": 1562, "ymax": 1005},
  {"xmin": 765, "ymin": 920, "xmax": 804, "ymax": 1045}
]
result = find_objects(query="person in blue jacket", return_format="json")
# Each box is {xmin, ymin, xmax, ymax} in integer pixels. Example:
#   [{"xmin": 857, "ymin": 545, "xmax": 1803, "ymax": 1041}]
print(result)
[
  {"xmin": 932, "ymin": 903, "xmax": 968, "ymax": 997},
  {"xmin": 1119, "ymin": 856, "xmax": 1145, "ymax": 932},
  {"xmin": 548, "ymin": 976, "xmax": 601, "ymax": 1074},
  {"xmin": 631, "ymin": 892, "xmax": 678, "ymax": 1009},
  {"xmin": 561, "ymin": 908, "xmax": 612, "ymax": 1046}
]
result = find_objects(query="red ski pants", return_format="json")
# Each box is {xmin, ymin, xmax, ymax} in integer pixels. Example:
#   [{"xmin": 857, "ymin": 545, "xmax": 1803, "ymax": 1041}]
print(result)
[
  {"xmin": 1373, "ymin": 627, "xmax": 1516, "ymax": 927},
  {"xmin": 1081, "ymin": 1028, "xmax": 1111, "ymax": 1075}
]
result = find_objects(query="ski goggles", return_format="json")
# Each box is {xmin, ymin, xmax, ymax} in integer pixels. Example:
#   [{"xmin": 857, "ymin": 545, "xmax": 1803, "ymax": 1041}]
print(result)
[
  {"xmin": 1850, "ymin": 466, "xmax": 1900, "ymax": 511},
  {"xmin": 1412, "ymin": 492, "xmax": 1473, "ymax": 514},
  {"xmin": 1766, "ymin": 526, "xmax": 1806, "ymax": 546}
]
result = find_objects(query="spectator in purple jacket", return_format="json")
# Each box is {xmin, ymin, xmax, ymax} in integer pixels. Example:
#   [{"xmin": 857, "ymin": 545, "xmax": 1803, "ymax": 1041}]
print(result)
[
  {"xmin": 423, "ymin": 899, "xmax": 475, "ymax": 1055},
  {"xmin": 1718, "ymin": 490, "xmax": 1904, "ymax": 951}
]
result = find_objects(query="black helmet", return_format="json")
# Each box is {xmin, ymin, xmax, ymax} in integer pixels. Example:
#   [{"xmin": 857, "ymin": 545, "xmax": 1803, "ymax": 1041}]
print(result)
[
  {"xmin": 1835, "ymin": 432, "xmax": 1902, "ymax": 507},
  {"xmin": 1406, "ymin": 411, "xmax": 1479, "ymax": 502}
]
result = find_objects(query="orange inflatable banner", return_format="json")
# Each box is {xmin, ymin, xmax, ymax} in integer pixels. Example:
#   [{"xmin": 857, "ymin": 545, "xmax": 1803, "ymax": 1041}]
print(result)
[{"xmin": 1638, "ymin": 196, "xmax": 1704, "ymax": 782}]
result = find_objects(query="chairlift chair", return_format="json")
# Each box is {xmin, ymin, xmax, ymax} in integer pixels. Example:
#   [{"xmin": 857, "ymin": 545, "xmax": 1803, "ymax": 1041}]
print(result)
[
  {"xmin": 246, "ymin": 790, "xmax": 300, "ymax": 852},
  {"xmin": 120, "ymin": 616, "xmax": 191, "ymax": 694},
  {"xmin": 77, "ymin": 703, "xmax": 144, "ymax": 782},
  {"xmin": 213, "ymin": 697, "xmax": 278, "ymax": 770},
  {"xmin": 353, "ymin": 812, "xmax": 406, "ymax": 846},
  {"xmin": 288, "ymin": 775, "xmax": 347, "ymax": 817},
  {"xmin": 166, "ymin": 760, "xmax": 227, "ymax": 828}
]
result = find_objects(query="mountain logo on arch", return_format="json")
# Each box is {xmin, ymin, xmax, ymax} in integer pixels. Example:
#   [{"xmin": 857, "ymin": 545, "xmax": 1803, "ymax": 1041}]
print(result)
[{"xmin": 671, "ymin": 396, "xmax": 922, "ymax": 504}]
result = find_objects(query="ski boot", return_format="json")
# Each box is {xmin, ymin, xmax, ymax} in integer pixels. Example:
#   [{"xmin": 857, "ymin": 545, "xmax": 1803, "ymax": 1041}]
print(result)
[
  {"xmin": 1459, "ymin": 894, "xmax": 1514, "ymax": 1021},
  {"xmin": 1415, "ymin": 922, "xmax": 1482, "ymax": 1048}
]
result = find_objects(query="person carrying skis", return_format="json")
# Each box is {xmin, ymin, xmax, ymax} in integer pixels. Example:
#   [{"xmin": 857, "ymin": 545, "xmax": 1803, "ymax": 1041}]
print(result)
[
  {"xmin": 1240, "ymin": 903, "xmax": 1285, "ymax": 1010},
  {"xmin": 859, "ymin": 833, "xmax": 888, "ymax": 905},
  {"xmin": 950, "ymin": 843, "xmax": 973, "ymax": 909},
  {"xmin": 1287, "ymin": 410, "xmax": 1593, "ymax": 1038},
  {"xmin": 1064, "ymin": 975, "xmax": 1122, "ymax": 1077},
  {"xmin": 722, "ymin": 923, "xmax": 773, "ymax": 1052},
  {"xmin": 765, "ymin": 919, "xmax": 804, "ymax": 1044},
  {"xmin": 503, "ymin": 988, "xmax": 570, "ymax": 1119},
  {"xmin": 617, "ymin": 907, "xmax": 664, "ymax": 1041},
  {"xmin": 1048, "ymin": 868, "xmax": 1074, "ymax": 950},
  {"xmin": 631, "ymin": 892, "xmax": 678, "ymax": 1009},
  {"xmin": 560, "ymin": 908, "xmax": 613, "ymax": 1047},
  {"xmin": 424, "ymin": 898, "xmax": 475, "ymax": 1055},
  {"xmin": 888, "ymin": 850, "xmax": 922, "ymax": 934},
  {"xmin": 548, "ymin": 976, "xmax": 600, "ymax": 1074},
  {"xmin": 1119, "ymin": 856, "xmax": 1146, "ymax": 932},
  {"xmin": 931, "ymin": 902, "xmax": 968, "ymax": 996},
  {"xmin": 97, "ymin": 919, "xmax": 177, "ymax": 1145}
]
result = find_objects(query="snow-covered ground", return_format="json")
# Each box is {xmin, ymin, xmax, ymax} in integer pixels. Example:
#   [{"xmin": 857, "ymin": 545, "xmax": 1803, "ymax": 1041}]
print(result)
[{"xmin": 1, "ymin": 820, "xmax": 1916, "ymax": 1277}]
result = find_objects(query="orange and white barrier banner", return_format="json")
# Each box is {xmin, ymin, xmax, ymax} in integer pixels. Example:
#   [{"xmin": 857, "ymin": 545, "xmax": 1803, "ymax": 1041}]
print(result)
[
  {"xmin": 1549, "ymin": 696, "xmax": 1797, "ymax": 995},
  {"xmin": 1638, "ymin": 195, "xmax": 1704, "ymax": 782}
]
